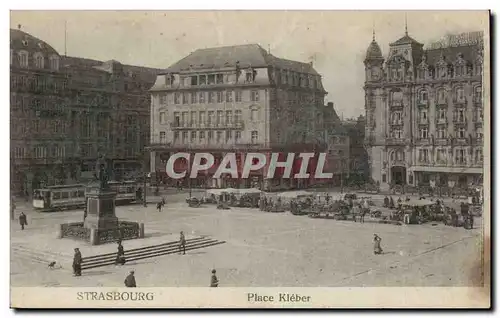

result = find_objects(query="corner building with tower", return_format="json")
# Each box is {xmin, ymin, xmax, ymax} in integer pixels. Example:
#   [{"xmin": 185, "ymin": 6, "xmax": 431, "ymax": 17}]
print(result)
[{"xmin": 363, "ymin": 30, "xmax": 484, "ymax": 192}]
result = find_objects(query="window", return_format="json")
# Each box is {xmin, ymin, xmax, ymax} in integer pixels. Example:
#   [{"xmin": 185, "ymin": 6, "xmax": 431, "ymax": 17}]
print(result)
[
  {"xmin": 173, "ymin": 131, "xmax": 180, "ymax": 143},
  {"xmin": 190, "ymin": 76, "xmax": 198, "ymax": 86},
  {"xmin": 208, "ymin": 131, "xmax": 213, "ymax": 143},
  {"xmin": 13, "ymin": 147, "xmax": 25, "ymax": 158},
  {"xmin": 437, "ymin": 89, "xmax": 447, "ymax": 104},
  {"xmin": 382, "ymin": 174, "xmax": 387, "ymax": 183},
  {"xmin": 159, "ymin": 131, "xmax": 166, "ymax": 143},
  {"xmin": 250, "ymin": 109, "xmax": 258, "ymax": 121},
  {"xmin": 159, "ymin": 94, "xmax": 167, "ymax": 105},
  {"xmin": 235, "ymin": 131, "xmax": 242, "ymax": 142},
  {"xmin": 199, "ymin": 111, "xmax": 206, "ymax": 125},
  {"xmin": 182, "ymin": 131, "xmax": 188, "ymax": 143},
  {"xmin": 392, "ymin": 129, "xmax": 403, "ymax": 139},
  {"xmin": 438, "ymin": 108, "xmax": 447, "ymax": 121},
  {"xmin": 235, "ymin": 90, "xmax": 242, "ymax": 102},
  {"xmin": 34, "ymin": 54, "xmax": 44, "ymax": 68},
  {"xmin": 181, "ymin": 112, "xmax": 188, "ymax": 127},
  {"xmin": 191, "ymin": 92, "xmax": 197, "ymax": 104},
  {"xmin": 208, "ymin": 92, "xmax": 215, "ymax": 103},
  {"xmin": 235, "ymin": 110, "xmax": 242, "ymax": 123},
  {"xmin": 476, "ymin": 127, "xmax": 483, "ymax": 139},
  {"xmin": 208, "ymin": 111, "xmax": 214, "ymax": 126},
  {"xmin": 199, "ymin": 131, "xmax": 206, "ymax": 142},
  {"xmin": 456, "ymin": 149, "xmax": 466, "ymax": 164},
  {"xmin": 216, "ymin": 131, "xmax": 222, "ymax": 143},
  {"xmin": 199, "ymin": 75, "xmax": 207, "ymax": 85},
  {"xmin": 33, "ymin": 146, "xmax": 46, "ymax": 159},
  {"xmin": 419, "ymin": 149, "xmax": 429, "ymax": 163},
  {"xmin": 437, "ymin": 127, "xmax": 446, "ymax": 139},
  {"xmin": 476, "ymin": 108, "xmax": 483, "ymax": 122},
  {"xmin": 456, "ymin": 87, "xmax": 465, "ymax": 103},
  {"xmin": 173, "ymin": 112, "xmax": 180, "ymax": 127},
  {"xmin": 475, "ymin": 149, "xmax": 483, "ymax": 163},
  {"xmin": 457, "ymin": 127, "xmax": 466, "ymax": 139},
  {"xmin": 190, "ymin": 111, "xmax": 197, "ymax": 126},
  {"xmin": 225, "ymin": 111, "xmax": 232, "ymax": 124},
  {"xmin": 18, "ymin": 51, "xmax": 28, "ymax": 68},
  {"xmin": 419, "ymin": 127, "xmax": 428, "ymax": 139},
  {"xmin": 199, "ymin": 92, "xmax": 205, "ymax": 103},
  {"xmin": 190, "ymin": 131, "xmax": 196, "ymax": 143},
  {"xmin": 174, "ymin": 93, "xmax": 180, "ymax": 104},
  {"xmin": 391, "ymin": 111, "xmax": 402, "ymax": 124},
  {"xmin": 391, "ymin": 91, "xmax": 403, "ymax": 106},
  {"xmin": 474, "ymin": 86, "xmax": 482, "ymax": 103},
  {"xmin": 207, "ymin": 74, "xmax": 215, "ymax": 85},
  {"xmin": 437, "ymin": 149, "xmax": 447, "ymax": 163},
  {"xmin": 182, "ymin": 93, "xmax": 189, "ymax": 104},
  {"xmin": 458, "ymin": 109, "xmax": 465, "ymax": 122},
  {"xmin": 217, "ymin": 91, "xmax": 223, "ymax": 103},
  {"xmin": 226, "ymin": 131, "xmax": 232, "ymax": 143},
  {"xmin": 226, "ymin": 91, "xmax": 233, "ymax": 102},
  {"xmin": 216, "ymin": 111, "xmax": 223, "ymax": 125},
  {"xmin": 216, "ymin": 74, "xmax": 224, "ymax": 84},
  {"xmin": 251, "ymin": 131, "xmax": 258, "ymax": 144},
  {"xmin": 420, "ymin": 109, "xmax": 428, "ymax": 122},
  {"xmin": 419, "ymin": 90, "xmax": 428, "ymax": 103},
  {"xmin": 251, "ymin": 90, "xmax": 260, "ymax": 102},
  {"xmin": 159, "ymin": 112, "xmax": 167, "ymax": 124}
]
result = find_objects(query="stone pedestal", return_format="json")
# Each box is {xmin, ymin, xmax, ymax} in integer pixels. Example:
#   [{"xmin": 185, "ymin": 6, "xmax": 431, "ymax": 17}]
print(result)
[{"xmin": 84, "ymin": 187, "xmax": 118, "ymax": 231}]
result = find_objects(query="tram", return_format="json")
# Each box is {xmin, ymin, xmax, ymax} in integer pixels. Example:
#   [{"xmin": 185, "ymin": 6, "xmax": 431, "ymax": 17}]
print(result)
[{"xmin": 32, "ymin": 181, "xmax": 141, "ymax": 212}]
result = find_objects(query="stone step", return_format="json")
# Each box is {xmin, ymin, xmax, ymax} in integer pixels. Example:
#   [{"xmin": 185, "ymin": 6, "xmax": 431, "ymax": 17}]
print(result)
[
  {"xmin": 81, "ymin": 239, "xmax": 225, "ymax": 270},
  {"xmin": 82, "ymin": 237, "xmax": 210, "ymax": 263}
]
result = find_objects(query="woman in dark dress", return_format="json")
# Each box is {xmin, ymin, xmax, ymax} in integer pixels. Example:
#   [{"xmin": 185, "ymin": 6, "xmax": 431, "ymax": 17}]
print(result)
[{"xmin": 116, "ymin": 240, "xmax": 126, "ymax": 265}]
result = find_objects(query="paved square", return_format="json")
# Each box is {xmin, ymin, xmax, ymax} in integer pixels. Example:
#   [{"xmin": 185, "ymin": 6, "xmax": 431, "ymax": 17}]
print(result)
[{"xmin": 11, "ymin": 198, "xmax": 483, "ymax": 287}]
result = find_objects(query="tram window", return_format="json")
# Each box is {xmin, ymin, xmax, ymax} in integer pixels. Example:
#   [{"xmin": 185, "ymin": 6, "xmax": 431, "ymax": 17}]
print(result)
[
  {"xmin": 72, "ymin": 191, "xmax": 78, "ymax": 198},
  {"xmin": 61, "ymin": 192, "xmax": 69, "ymax": 199},
  {"xmin": 127, "ymin": 187, "xmax": 132, "ymax": 193},
  {"xmin": 78, "ymin": 190, "xmax": 85, "ymax": 197},
  {"xmin": 53, "ymin": 192, "xmax": 61, "ymax": 200}
]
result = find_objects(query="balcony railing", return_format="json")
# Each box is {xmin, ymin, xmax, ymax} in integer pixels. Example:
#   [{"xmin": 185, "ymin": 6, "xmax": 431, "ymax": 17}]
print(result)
[
  {"xmin": 170, "ymin": 121, "xmax": 245, "ymax": 130},
  {"xmin": 390, "ymin": 101, "xmax": 403, "ymax": 108},
  {"xmin": 390, "ymin": 120, "xmax": 403, "ymax": 126},
  {"xmin": 436, "ymin": 117, "xmax": 447, "ymax": 124},
  {"xmin": 418, "ymin": 118, "xmax": 429, "ymax": 125},
  {"xmin": 386, "ymin": 138, "xmax": 406, "ymax": 145},
  {"xmin": 417, "ymin": 100, "xmax": 429, "ymax": 106}
]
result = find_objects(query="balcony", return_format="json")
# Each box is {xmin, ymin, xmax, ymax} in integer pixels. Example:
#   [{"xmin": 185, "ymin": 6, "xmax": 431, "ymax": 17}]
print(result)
[
  {"xmin": 390, "ymin": 120, "xmax": 403, "ymax": 126},
  {"xmin": 418, "ymin": 118, "xmax": 429, "ymax": 125},
  {"xmin": 474, "ymin": 97, "xmax": 483, "ymax": 105},
  {"xmin": 386, "ymin": 138, "xmax": 406, "ymax": 146},
  {"xmin": 436, "ymin": 98, "xmax": 448, "ymax": 106},
  {"xmin": 453, "ymin": 97, "xmax": 467, "ymax": 105},
  {"xmin": 390, "ymin": 101, "xmax": 403, "ymax": 109},
  {"xmin": 453, "ymin": 117, "xmax": 467, "ymax": 124},
  {"xmin": 436, "ymin": 117, "xmax": 448, "ymax": 125},
  {"xmin": 417, "ymin": 100, "xmax": 429, "ymax": 107},
  {"xmin": 170, "ymin": 121, "xmax": 245, "ymax": 130}
]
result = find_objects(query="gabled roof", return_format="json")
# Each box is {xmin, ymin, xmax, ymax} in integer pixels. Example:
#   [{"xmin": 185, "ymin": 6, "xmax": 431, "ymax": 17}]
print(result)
[
  {"xmin": 166, "ymin": 44, "xmax": 319, "ymax": 75},
  {"xmin": 390, "ymin": 34, "xmax": 423, "ymax": 46}
]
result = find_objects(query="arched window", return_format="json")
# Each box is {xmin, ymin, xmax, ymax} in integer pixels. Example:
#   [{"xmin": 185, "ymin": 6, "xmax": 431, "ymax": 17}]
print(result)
[
  {"xmin": 474, "ymin": 86, "xmax": 482, "ymax": 103},
  {"xmin": 418, "ymin": 90, "xmax": 428, "ymax": 104},
  {"xmin": 391, "ymin": 90, "xmax": 403, "ymax": 106},
  {"xmin": 34, "ymin": 53, "xmax": 44, "ymax": 68},
  {"xmin": 18, "ymin": 51, "xmax": 28, "ymax": 68},
  {"xmin": 49, "ymin": 55, "xmax": 59, "ymax": 71},
  {"xmin": 437, "ymin": 88, "xmax": 447, "ymax": 105}
]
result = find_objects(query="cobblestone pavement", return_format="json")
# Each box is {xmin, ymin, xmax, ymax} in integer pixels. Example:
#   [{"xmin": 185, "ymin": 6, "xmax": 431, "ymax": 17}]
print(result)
[{"xmin": 10, "ymin": 199, "xmax": 484, "ymax": 288}]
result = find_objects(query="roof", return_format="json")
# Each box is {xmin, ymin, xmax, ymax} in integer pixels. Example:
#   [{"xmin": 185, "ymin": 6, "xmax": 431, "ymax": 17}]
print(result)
[
  {"xmin": 425, "ymin": 44, "xmax": 479, "ymax": 66},
  {"xmin": 390, "ymin": 34, "xmax": 423, "ymax": 46},
  {"xmin": 166, "ymin": 44, "xmax": 319, "ymax": 75},
  {"xmin": 323, "ymin": 104, "xmax": 347, "ymax": 135},
  {"xmin": 10, "ymin": 29, "xmax": 59, "ymax": 56},
  {"xmin": 365, "ymin": 40, "xmax": 383, "ymax": 60}
]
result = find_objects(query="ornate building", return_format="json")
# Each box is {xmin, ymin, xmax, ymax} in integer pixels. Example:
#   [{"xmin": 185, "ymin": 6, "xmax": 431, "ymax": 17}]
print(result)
[
  {"xmin": 10, "ymin": 27, "xmax": 160, "ymax": 195},
  {"xmin": 363, "ymin": 30, "xmax": 484, "ymax": 191},
  {"xmin": 149, "ymin": 44, "xmax": 330, "ymax": 190}
]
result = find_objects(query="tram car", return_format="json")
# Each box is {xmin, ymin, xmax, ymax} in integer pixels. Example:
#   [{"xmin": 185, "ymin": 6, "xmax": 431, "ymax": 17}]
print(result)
[
  {"xmin": 32, "ymin": 184, "xmax": 87, "ymax": 212},
  {"xmin": 107, "ymin": 180, "xmax": 140, "ymax": 204}
]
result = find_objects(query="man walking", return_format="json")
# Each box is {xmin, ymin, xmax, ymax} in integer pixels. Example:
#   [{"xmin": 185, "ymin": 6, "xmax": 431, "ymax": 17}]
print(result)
[
  {"xmin": 124, "ymin": 270, "xmax": 137, "ymax": 287},
  {"xmin": 179, "ymin": 231, "xmax": 186, "ymax": 255},
  {"xmin": 210, "ymin": 269, "xmax": 219, "ymax": 287},
  {"xmin": 19, "ymin": 212, "xmax": 28, "ymax": 230},
  {"xmin": 73, "ymin": 248, "xmax": 82, "ymax": 276}
]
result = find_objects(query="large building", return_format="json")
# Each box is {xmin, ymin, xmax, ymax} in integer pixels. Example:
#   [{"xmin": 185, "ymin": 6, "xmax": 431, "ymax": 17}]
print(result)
[
  {"xmin": 149, "ymin": 44, "xmax": 335, "ymax": 190},
  {"xmin": 10, "ymin": 27, "xmax": 161, "ymax": 195},
  {"xmin": 323, "ymin": 102, "xmax": 350, "ymax": 186},
  {"xmin": 363, "ymin": 30, "xmax": 484, "ymax": 191},
  {"xmin": 342, "ymin": 115, "xmax": 370, "ymax": 184}
]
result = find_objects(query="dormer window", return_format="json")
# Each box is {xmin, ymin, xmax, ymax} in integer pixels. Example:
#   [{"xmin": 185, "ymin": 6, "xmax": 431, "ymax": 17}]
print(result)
[
  {"xmin": 22, "ymin": 39, "xmax": 28, "ymax": 46},
  {"xmin": 18, "ymin": 51, "xmax": 28, "ymax": 68},
  {"xmin": 49, "ymin": 55, "xmax": 59, "ymax": 71}
]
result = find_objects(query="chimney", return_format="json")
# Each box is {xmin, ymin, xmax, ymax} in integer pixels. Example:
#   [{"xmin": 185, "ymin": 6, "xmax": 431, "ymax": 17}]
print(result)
[
  {"xmin": 327, "ymin": 102, "xmax": 333, "ymax": 108},
  {"xmin": 17, "ymin": 24, "xmax": 21, "ymax": 30}
]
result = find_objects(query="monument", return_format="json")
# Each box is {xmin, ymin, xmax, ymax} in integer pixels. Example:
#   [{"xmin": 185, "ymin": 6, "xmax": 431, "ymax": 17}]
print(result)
[{"xmin": 59, "ymin": 154, "xmax": 144, "ymax": 245}]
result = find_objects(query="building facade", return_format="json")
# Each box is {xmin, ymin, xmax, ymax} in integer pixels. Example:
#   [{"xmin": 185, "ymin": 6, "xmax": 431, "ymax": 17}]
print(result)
[
  {"xmin": 149, "ymin": 44, "xmax": 330, "ymax": 190},
  {"xmin": 323, "ymin": 102, "xmax": 350, "ymax": 186},
  {"xmin": 363, "ymin": 30, "xmax": 484, "ymax": 191},
  {"xmin": 10, "ymin": 28, "xmax": 160, "ymax": 195},
  {"xmin": 342, "ymin": 115, "xmax": 370, "ymax": 184}
]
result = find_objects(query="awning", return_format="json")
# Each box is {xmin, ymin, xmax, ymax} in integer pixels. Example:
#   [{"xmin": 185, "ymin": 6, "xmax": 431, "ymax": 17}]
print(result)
[{"xmin": 409, "ymin": 166, "xmax": 483, "ymax": 174}]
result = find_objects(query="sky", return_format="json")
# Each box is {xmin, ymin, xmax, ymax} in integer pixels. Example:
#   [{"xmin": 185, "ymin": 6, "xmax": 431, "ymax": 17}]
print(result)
[{"xmin": 10, "ymin": 11, "xmax": 488, "ymax": 119}]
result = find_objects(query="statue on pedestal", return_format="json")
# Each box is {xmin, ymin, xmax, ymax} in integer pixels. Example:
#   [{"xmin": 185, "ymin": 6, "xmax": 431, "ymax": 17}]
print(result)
[{"xmin": 94, "ymin": 154, "xmax": 109, "ymax": 189}]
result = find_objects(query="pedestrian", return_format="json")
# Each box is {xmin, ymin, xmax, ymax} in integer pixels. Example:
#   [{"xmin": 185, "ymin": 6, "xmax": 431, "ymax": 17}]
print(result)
[
  {"xmin": 161, "ymin": 197, "xmax": 166, "ymax": 206},
  {"xmin": 383, "ymin": 196, "xmax": 389, "ymax": 208},
  {"xmin": 73, "ymin": 248, "xmax": 82, "ymax": 276},
  {"xmin": 359, "ymin": 204, "xmax": 366, "ymax": 223},
  {"xmin": 210, "ymin": 269, "xmax": 219, "ymax": 287},
  {"xmin": 115, "ymin": 240, "xmax": 126, "ymax": 265},
  {"xmin": 83, "ymin": 207, "xmax": 87, "ymax": 222},
  {"xmin": 19, "ymin": 212, "xmax": 27, "ymax": 230},
  {"xmin": 373, "ymin": 234, "xmax": 383, "ymax": 255},
  {"xmin": 179, "ymin": 231, "xmax": 186, "ymax": 255},
  {"xmin": 389, "ymin": 196, "xmax": 395, "ymax": 209},
  {"xmin": 156, "ymin": 201, "xmax": 162, "ymax": 212},
  {"xmin": 124, "ymin": 270, "xmax": 137, "ymax": 287}
]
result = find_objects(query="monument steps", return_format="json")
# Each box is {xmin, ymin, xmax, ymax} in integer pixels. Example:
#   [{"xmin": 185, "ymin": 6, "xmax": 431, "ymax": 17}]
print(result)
[{"xmin": 81, "ymin": 237, "xmax": 226, "ymax": 270}]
